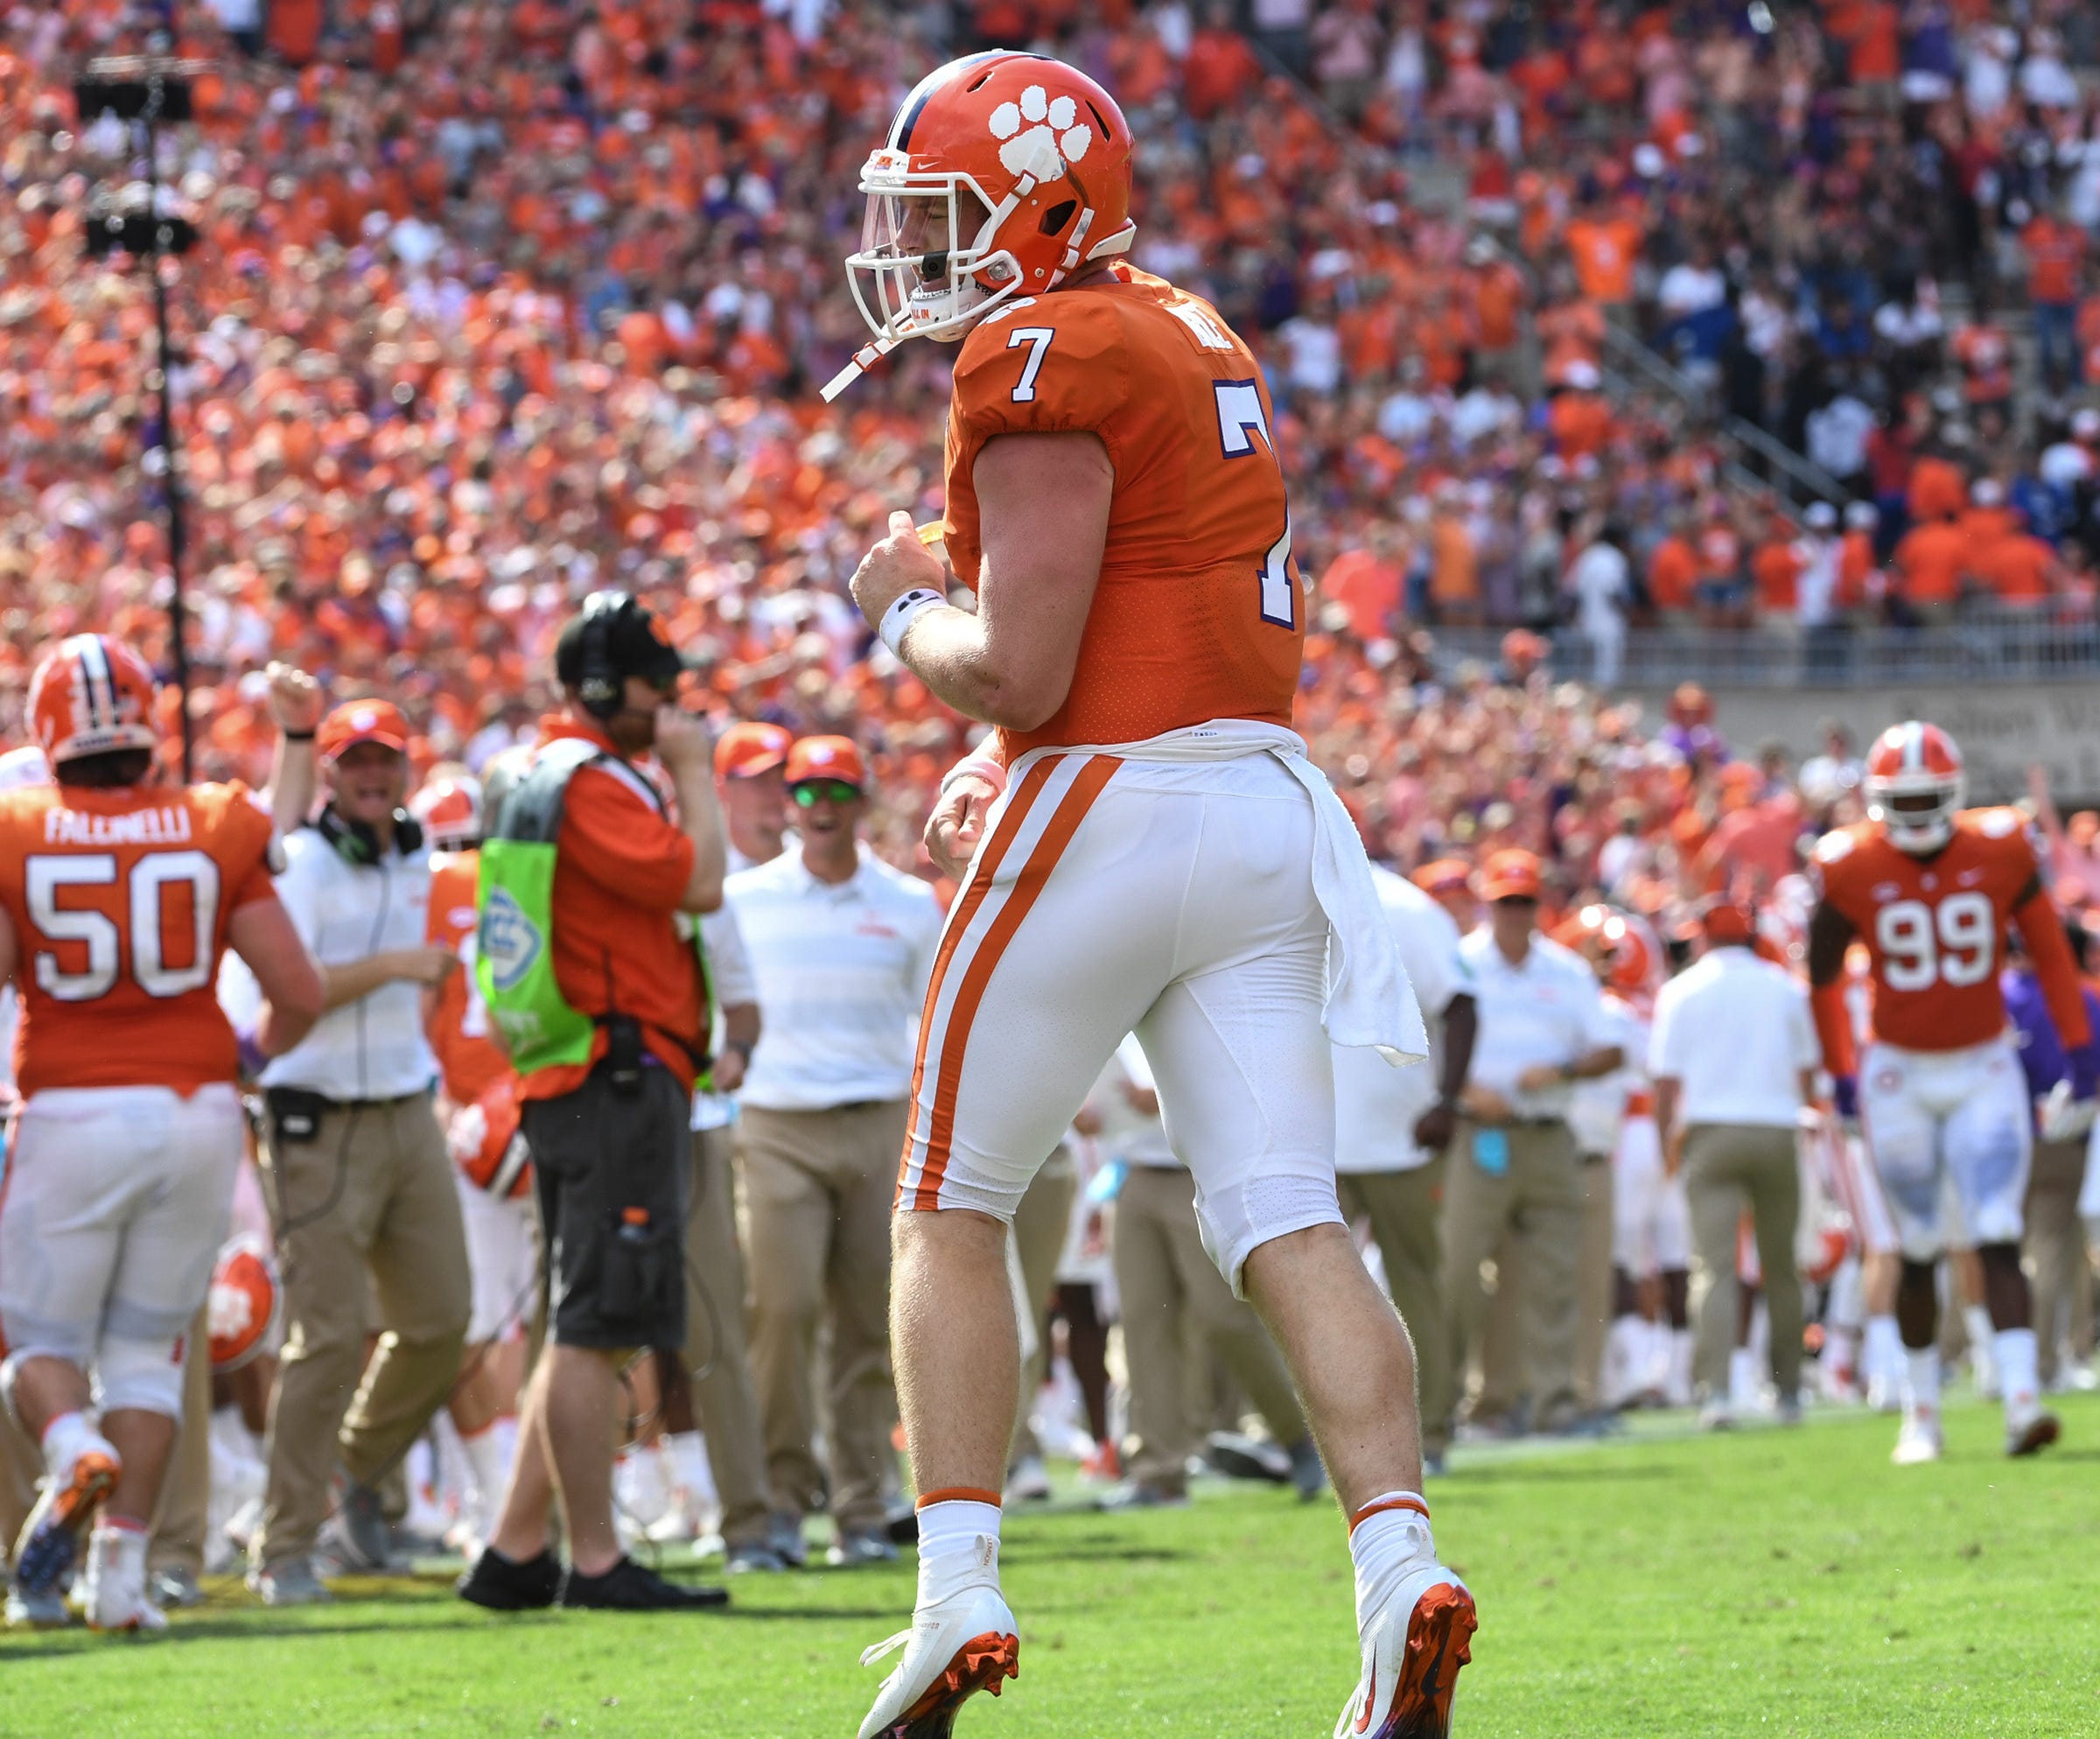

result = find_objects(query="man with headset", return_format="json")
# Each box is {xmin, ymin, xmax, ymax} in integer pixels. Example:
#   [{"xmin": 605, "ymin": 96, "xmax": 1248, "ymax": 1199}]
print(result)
[
  {"xmin": 460, "ymin": 592, "xmax": 731, "ymax": 1613},
  {"xmin": 244, "ymin": 698, "xmax": 472, "ymax": 1605}
]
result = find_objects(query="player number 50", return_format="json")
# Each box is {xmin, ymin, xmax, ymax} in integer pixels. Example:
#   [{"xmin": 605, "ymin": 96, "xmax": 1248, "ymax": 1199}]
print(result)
[
  {"xmin": 26, "ymin": 850, "xmax": 222, "ymax": 1001},
  {"xmin": 1875, "ymin": 891, "xmax": 1993, "ymax": 992}
]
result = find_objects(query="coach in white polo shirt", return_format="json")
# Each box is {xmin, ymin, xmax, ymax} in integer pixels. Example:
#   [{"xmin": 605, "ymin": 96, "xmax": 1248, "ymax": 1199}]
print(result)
[
  {"xmin": 726, "ymin": 736, "xmax": 941, "ymax": 1567},
  {"xmin": 1334, "ymin": 864, "xmax": 1475, "ymax": 1472},
  {"xmin": 1443, "ymin": 850, "xmax": 1622, "ymax": 1437},
  {"xmin": 1649, "ymin": 900, "xmax": 1820, "ymax": 1418}
]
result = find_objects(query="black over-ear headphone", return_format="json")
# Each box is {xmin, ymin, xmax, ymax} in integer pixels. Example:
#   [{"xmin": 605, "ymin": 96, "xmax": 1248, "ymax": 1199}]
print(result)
[
  {"xmin": 575, "ymin": 592, "xmax": 626, "ymax": 721},
  {"xmin": 315, "ymin": 803, "xmax": 425, "ymax": 866}
]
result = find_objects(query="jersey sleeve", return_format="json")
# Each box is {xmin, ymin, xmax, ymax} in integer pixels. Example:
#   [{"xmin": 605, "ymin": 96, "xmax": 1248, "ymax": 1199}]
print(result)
[
  {"xmin": 1809, "ymin": 826, "xmax": 1872, "ymax": 927},
  {"xmin": 206, "ymin": 784, "xmax": 282, "ymax": 913},
  {"xmin": 949, "ymin": 298, "xmax": 1133, "ymax": 469},
  {"xmin": 558, "ymin": 762, "xmax": 695, "ymax": 911}
]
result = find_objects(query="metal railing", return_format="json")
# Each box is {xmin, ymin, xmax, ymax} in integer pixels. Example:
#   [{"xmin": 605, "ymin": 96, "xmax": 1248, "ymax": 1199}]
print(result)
[{"xmin": 1428, "ymin": 610, "xmax": 2100, "ymax": 689}]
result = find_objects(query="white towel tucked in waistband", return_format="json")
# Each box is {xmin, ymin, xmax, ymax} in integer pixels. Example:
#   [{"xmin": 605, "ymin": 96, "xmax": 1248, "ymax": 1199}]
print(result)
[{"xmin": 1009, "ymin": 720, "xmax": 1428, "ymax": 1067}]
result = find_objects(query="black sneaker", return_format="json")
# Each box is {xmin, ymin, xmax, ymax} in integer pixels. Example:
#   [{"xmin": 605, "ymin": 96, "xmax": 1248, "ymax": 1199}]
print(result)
[
  {"xmin": 558, "ymin": 1555, "xmax": 729, "ymax": 1610},
  {"xmin": 458, "ymin": 1546, "xmax": 563, "ymax": 1610}
]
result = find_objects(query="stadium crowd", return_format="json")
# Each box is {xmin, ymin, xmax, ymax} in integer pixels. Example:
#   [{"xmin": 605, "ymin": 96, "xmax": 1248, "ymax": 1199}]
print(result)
[{"xmin": 1, "ymin": 0, "xmax": 2099, "ymax": 1630}]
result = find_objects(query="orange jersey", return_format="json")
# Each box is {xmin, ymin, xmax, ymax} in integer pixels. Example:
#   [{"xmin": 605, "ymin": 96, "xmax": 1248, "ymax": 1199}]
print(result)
[
  {"xmin": 1812, "ymin": 808, "xmax": 2040, "ymax": 1051},
  {"xmin": 942, "ymin": 264, "xmax": 1303, "ymax": 761},
  {"xmin": 426, "ymin": 849, "xmax": 508, "ymax": 1106},
  {"xmin": 0, "ymin": 781, "xmax": 279, "ymax": 1097}
]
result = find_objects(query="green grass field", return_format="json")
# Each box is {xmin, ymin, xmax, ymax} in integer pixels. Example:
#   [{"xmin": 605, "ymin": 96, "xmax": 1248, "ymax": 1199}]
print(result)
[{"xmin": 4, "ymin": 1393, "xmax": 2096, "ymax": 1738}]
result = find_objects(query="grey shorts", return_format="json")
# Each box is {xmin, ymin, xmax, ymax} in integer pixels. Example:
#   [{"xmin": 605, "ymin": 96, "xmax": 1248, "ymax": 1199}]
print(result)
[{"xmin": 522, "ymin": 1063, "xmax": 690, "ymax": 1351}]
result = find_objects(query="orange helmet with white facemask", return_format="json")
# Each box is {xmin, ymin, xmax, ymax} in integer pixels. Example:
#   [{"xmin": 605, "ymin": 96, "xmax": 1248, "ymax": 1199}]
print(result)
[
  {"xmin": 411, "ymin": 775, "xmax": 484, "ymax": 851},
  {"xmin": 1551, "ymin": 903, "xmax": 1658, "ymax": 998},
  {"xmin": 1863, "ymin": 722, "xmax": 1964, "ymax": 855},
  {"xmin": 26, "ymin": 635, "xmax": 160, "ymax": 768},
  {"xmin": 825, "ymin": 52, "xmax": 1137, "ymax": 400}
]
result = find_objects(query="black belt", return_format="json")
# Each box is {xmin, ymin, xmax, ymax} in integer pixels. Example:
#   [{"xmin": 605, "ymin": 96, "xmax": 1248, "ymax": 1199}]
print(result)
[{"xmin": 265, "ymin": 1084, "xmax": 428, "ymax": 1113}]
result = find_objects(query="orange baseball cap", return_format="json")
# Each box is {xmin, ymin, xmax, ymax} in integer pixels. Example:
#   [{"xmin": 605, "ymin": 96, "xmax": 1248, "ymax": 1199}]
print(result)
[
  {"xmin": 1412, "ymin": 858, "xmax": 1473, "ymax": 895},
  {"xmin": 1698, "ymin": 898, "xmax": 1755, "ymax": 945},
  {"xmin": 317, "ymin": 698, "xmax": 410, "ymax": 761},
  {"xmin": 1477, "ymin": 848, "xmax": 1544, "ymax": 902},
  {"xmin": 714, "ymin": 720, "xmax": 791, "ymax": 781},
  {"xmin": 785, "ymin": 734, "xmax": 866, "ymax": 789}
]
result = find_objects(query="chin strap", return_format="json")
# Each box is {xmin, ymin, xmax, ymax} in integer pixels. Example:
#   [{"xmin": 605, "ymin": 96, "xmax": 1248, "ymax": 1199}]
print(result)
[{"xmin": 822, "ymin": 332, "xmax": 900, "ymax": 403}]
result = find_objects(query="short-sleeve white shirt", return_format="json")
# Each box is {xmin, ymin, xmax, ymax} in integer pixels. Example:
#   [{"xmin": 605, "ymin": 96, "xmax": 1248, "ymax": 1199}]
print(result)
[{"xmin": 1648, "ymin": 946, "xmax": 1816, "ymax": 1128}]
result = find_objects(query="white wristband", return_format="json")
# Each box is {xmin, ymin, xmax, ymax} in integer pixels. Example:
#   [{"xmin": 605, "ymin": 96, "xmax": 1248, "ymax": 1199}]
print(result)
[
  {"xmin": 941, "ymin": 753, "xmax": 1008, "ymax": 798},
  {"xmin": 878, "ymin": 588, "xmax": 945, "ymax": 659}
]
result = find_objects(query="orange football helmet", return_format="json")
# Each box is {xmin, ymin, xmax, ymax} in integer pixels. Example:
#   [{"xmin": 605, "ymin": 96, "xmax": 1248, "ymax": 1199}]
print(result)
[
  {"xmin": 1863, "ymin": 721, "xmax": 1964, "ymax": 854},
  {"xmin": 446, "ymin": 1074, "xmax": 533, "ymax": 1200},
  {"xmin": 1552, "ymin": 903, "xmax": 1657, "ymax": 996},
  {"xmin": 26, "ymin": 635, "xmax": 159, "ymax": 767},
  {"xmin": 411, "ymin": 775, "xmax": 484, "ymax": 851},
  {"xmin": 206, "ymin": 1237, "xmax": 282, "ymax": 1374},
  {"xmin": 826, "ymin": 51, "xmax": 1137, "ymax": 398}
]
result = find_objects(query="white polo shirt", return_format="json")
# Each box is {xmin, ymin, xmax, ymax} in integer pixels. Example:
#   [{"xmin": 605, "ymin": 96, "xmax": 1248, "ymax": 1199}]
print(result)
[
  {"xmin": 727, "ymin": 844, "xmax": 942, "ymax": 1112},
  {"xmin": 690, "ymin": 901, "xmax": 760, "ymax": 1133},
  {"xmin": 1648, "ymin": 945, "xmax": 1817, "ymax": 1128},
  {"xmin": 247, "ymin": 824, "xmax": 437, "ymax": 1101},
  {"xmin": 1335, "ymin": 867, "xmax": 1471, "ymax": 1174},
  {"xmin": 1460, "ymin": 929, "xmax": 1617, "ymax": 1122}
]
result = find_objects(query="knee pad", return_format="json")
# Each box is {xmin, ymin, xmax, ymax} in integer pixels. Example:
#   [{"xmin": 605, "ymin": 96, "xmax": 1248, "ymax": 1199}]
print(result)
[{"xmin": 94, "ymin": 1335, "xmax": 186, "ymax": 1420}]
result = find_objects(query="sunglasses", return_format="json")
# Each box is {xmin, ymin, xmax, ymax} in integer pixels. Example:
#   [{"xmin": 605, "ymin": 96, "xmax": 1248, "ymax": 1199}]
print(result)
[{"xmin": 791, "ymin": 780, "xmax": 863, "ymax": 808}]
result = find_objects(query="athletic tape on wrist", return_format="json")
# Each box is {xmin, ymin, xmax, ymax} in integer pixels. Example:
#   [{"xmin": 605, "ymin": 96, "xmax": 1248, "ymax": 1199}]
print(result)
[
  {"xmin": 940, "ymin": 753, "xmax": 1008, "ymax": 798},
  {"xmin": 879, "ymin": 588, "xmax": 945, "ymax": 659}
]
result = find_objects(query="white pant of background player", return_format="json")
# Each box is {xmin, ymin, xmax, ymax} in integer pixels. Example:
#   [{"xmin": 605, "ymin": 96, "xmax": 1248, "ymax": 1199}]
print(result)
[
  {"xmin": 0, "ymin": 1085, "xmax": 242, "ymax": 1413},
  {"xmin": 1858, "ymin": 1034, "xmax": 2031, "ymax": 1259}
]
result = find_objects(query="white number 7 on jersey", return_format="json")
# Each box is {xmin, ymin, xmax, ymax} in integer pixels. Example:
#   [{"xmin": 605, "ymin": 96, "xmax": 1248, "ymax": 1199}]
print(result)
[
  {"xmin": 1007, "ymin": 327, "xmax": 1054, "ymax": 403},
  {"xmin": 1213, "ymin": 379, "xmax": 1296, "ymax": 629}
]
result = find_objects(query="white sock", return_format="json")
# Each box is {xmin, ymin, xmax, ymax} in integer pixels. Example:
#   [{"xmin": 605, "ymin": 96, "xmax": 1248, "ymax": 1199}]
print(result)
[
  {"xmin": 459, "ymin": 1421, "xmax": 512, "ymax": 1517},
  {"xmin": 1348, "ymin": 1491, "xmax": 1436, "ymax": 1633},
  {"xmin": 914, "ymin": 1496, "xmax": 1003, "ymax": 1609},
  {"xmin": 40, "ymin": 1410, "xmax": 102, "ymax": 1482},
  {"xmin": 1865, "ymin": 1316, "xmax": 1903, "ymax": 1384},
  {"xmin": 1824, "ymin": 1325, "xmax": 1860, "ymax": 1381},
  {"xmin": 1728, "ymin": 1346, "xmax": 1759, "ymax": 1411},
  {"xmin": 86, "ymin": 1516, "xmax": 151, "ymax": 1627},
  {"xmin": 1995, "ymin": 1328, "xmax": 2040, "ymax": 1420},
  {"xmin": 1963, "ymin": 1304, "xmax": 1995, "ymax": 1360},
  {"xmin": 665, "ymin": 1430, "xmax": 717, "ymax": 1518},
  {"xmin": 1903, "ymin": 1347, "xmax": 1942, "ymax": 1424},
  {"xmin": 1666, "ymin": 1329, "xmax": 1694, "ymax": 1404}
]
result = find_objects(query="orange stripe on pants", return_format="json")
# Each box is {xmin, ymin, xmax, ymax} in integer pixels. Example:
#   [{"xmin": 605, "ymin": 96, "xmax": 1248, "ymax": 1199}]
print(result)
[
  {"xmin": 897, "ymin": 759, "xmax": 1064, "ymax": 1203},
  {"xmin": 912, "ymin": 756, "xmax": 1119, "ymax": 1211}
]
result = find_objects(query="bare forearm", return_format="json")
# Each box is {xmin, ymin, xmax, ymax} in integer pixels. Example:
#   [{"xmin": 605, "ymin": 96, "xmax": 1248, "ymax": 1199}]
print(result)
[
  {"xmin": 320, "ymin": 953, "xmax": 409, "ymax": 1010},
  {"xmin": 900, "ymin": 605, "xmax": 1052, "ymax": 730},
  {"xmin": 1567, "ymin": 1045, "xmax": 1623, "ymax": 1080},
  {"xmin": 254, "ymin": 1000, "xmax": 318, "ymax": 1058},
  {"xmin": 1438, "ymin": 995, "xmax": 1477, "ymax": 1104},
  {"xmin": 723, "ymin": 1002, "xmax": 760, "ymax": 1052},
  {"xmin": 268, "ymin": 737, "xmax": 316, "ymax": 838},
  {"xmin": 672, "ymin": 762, "xmax": 727, "ymax": 913},
  {"xmin": 1653, "ymin": 1077, "xmax": 1679, "ymax": 1139}
]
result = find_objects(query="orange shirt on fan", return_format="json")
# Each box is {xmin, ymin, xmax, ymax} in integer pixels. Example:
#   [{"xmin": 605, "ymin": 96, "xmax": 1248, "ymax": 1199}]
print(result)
[
  {"xmin": 517, "ymin": 714, "xmax": 704, "ymax": 1101},
  {"xmin": 0, "ymin": 782, "xmax": 280, "ymax": 1097},
  {"xmin": 1813, "ymin": 809, "xmax": 2039, "ymax": 1051},
  {"xmin": 942, "ymin": 266, "xmax": 1303, "ymax": 761},
  {"xmin": 426, "ymin": 848, "xmax": 508, "ymax": 1107},
  {"xmin": 1564, "ymin": 217, "xmax": 1643, "ymax": 303}
]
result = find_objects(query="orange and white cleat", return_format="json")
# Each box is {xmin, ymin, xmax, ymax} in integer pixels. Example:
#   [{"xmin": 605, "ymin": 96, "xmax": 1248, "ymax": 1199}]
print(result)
[
  {"xmin": 10, "ymin": 1438, "xmax": 121, "ymax": 1603},
  {"xmin": 857, "ymin": 1586, "xmax": 1020, "ymax": 1739},
  {"xmin": 1334, "ymin": 1573, "xmax": 1477, "ymax": 1739}
]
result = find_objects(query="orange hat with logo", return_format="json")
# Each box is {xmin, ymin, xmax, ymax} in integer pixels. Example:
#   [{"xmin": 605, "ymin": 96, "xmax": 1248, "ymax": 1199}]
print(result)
[
  {"xmin": 1477, "ymin": 848, "xmax": 1544, "ymax": 901},
  {"xmin": 1412, "ymin": 858, "xmax": 1473, "ymax": 895},
  {"xmin": 714, "ymin": 720, "xmax": 791, "ymax": 781},
  {"xmin": 785, "ymin": 735, "xmax": 866, "ymax": 789},
  {"xmin": 317, "ymin": 698, "xmax": 410, "ymax": 761}
]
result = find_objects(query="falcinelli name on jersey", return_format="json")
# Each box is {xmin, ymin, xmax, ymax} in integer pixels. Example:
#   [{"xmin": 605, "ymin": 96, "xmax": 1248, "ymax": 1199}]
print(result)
[{"xmin": 42, "ymin": 804, "xmax": 194, "ymax": 845}]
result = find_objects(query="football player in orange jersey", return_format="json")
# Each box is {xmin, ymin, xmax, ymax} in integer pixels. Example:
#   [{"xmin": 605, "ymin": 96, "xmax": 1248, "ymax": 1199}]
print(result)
[
  {"xmin": 1807, "ymin": 722, "xmax": 2095, "ymax": 1463},
  {"xmin": 410, "ymin": 773, "xmax": 534, "ymax": 1553},
  {"xmin": 830, "ymin": 52, "xmax": 1472, "ymax": 1739},
  {"xmin": 0, "ymin": 636, "xmax": 324, "ymax": 1631}
]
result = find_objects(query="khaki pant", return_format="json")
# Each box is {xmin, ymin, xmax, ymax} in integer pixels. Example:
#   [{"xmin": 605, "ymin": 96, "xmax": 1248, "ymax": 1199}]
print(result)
[
  {"xmin": 1684, "ymin": 1123, "xmax": 1802, "ymax": 1400},
  {"xmin": 1112, "ymin": 1165, "xmax": 1306, "ymax": 1491},
  {"xmin": 684, "ymin": 1125, "xmax": 774, "ymax": 1550},
  {"xmin": 1010, "ymin": 1148, "xmax": 1077, "ymax": 1465},
  {"xmin": 255, "ymin": 1093, "xmax": 470, "ymax": 1567},
  {"xmin": 149, "ymin": 1308, "xmax": 213, "ymax": 1578},
  {"xmin": 2026, "ymin": 1136, "xmax": 2094, "ymax": 1385},
  {"xmin": 1574, "ymin": 1155, "xmax": 1615, "ymax": 1409},
  {"xmin": 1339, "ymin": 1158, "xmax": 1451, "ymax": 1455},
  {"xmin": 1443, "ymin": 1122, "xmax": 1582, "ymax": 1433},
  {"xmin": 739, "ymin": 1100, "xmax": 902, "ymax": 1535}
]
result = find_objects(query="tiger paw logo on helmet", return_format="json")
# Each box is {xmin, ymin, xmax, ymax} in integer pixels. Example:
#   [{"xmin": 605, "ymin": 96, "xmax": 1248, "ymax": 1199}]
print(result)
[
  {"xmin": 824, "ymin": 52, "xmax": 1138, "ymax": 400},
  {"xmin": 988, "ymin": 85, "xmax": 1093, "ymax": 179}
]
